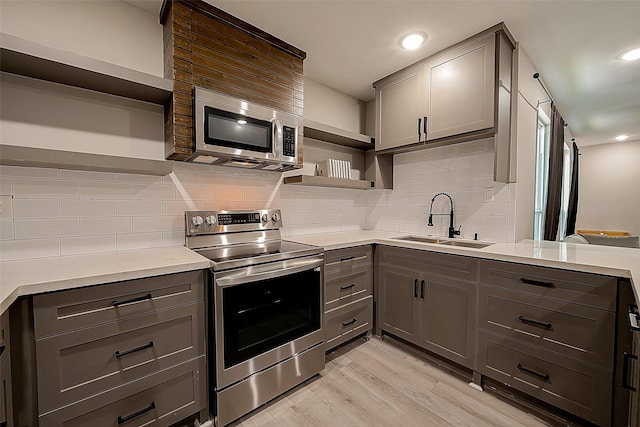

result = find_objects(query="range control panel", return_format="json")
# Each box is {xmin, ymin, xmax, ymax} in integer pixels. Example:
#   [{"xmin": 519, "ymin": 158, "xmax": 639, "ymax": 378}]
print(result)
[{"xmin": 185, "ymin": 209, "xmax": 283, "ymax": 236}]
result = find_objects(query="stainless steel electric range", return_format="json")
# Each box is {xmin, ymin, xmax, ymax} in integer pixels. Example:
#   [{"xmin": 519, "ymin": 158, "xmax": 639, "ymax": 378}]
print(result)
[{"xmin": 185, "ymin": 209, "xmax": 325, "ymax": 427}]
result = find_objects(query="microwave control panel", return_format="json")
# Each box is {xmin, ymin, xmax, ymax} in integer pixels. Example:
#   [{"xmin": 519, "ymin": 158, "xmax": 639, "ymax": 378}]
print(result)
[{"xmin": 282, "ymin": 126, "xmax": 296, "ymax": 157}]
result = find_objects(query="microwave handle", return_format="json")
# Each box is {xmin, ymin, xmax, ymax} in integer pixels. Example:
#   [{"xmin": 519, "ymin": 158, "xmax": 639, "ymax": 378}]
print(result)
[{"xmin": 272, "ymin": 118, "xmax": 282, "ymax": 155}]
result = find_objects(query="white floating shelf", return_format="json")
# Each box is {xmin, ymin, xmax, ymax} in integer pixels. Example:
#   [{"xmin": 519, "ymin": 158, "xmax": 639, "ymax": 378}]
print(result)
[
  {"xmin": 0, "ymin": 33, "xmax": 173, "ymax": 104},
  {"xmin": 283, "ymin": 175, "xmax": 374, "ymax": 190}
]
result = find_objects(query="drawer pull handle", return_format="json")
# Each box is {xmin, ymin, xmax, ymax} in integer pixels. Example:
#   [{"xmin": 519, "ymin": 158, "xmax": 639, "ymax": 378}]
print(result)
[
  {"xmin": 342, "ymin": 318, "xmax": 357, "ymax": 328},
  {"xmin": 517, "ymin": 363, "xmax": 549, "ymax": 381},
  {"xmin": 520, "ymin": 278, "xmax": 553, "ymax": 288},
  {"xmin": 518, "ymin": 316, "xmax": 552, "ymax": 330},
  {"xmin": 117, "ymin": 402, "xmax": 156, "ymax": 424},
  {"xmin": 115, "ymin": 341, "xmax": 154, "ymax": 359},
  {"xmin": 414, "ymin": 279, "xmax": 418, "ymax": 298},
  {"xmin": 340, "ymin": 284, "xmax": 356, "ymax": 291},
  {"xmin": 0, "ymin": 344, "xmax": 5, "ymax": 357},
  {"xmin": 112, "ymin": 293, "xmax": 152, "ymax": 307},
  {"xmin": 340, "ymin": 256, "xmax": 355, "ymax": 262},
  {"xmin": 420, "ymin": 280, "xmax": 425, "ymax": 299},
  {"xmin": 623, "ymin": 352, "xmax": 638, "ymax": 391}
]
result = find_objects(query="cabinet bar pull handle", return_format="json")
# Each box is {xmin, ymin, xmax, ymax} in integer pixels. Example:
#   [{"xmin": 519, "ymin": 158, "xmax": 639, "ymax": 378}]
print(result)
[
  {"xmin": 112, "ymin": 293, "xmax": 152, "ymax": 307},
  {"xmin": 420, "ymin": 280, "xmax": 425, "ymax": 299},
  {"xmin": 520, "ymin": 278, "xmax": 554, "ymax": 288},
  {"xmin": 340, "ymin": 284, "xmax": 356, "ymax": 291},
  {"xmin": 115, "ymin": 341, "xmax": 154, "ymax": 359},
  {"xmin": 340, "ymin": 256, "xmax": 355, "ymax": 262},
  {"xmin": 623, "ymin": 352, "xmax": 638, "ymax": 391},
  {"xmin": 517, "ymin": 363, "xmax": 549, "ymax": 381},
  {"xmin": 117, "ymin": 402, "xmax": 156, "ymax": 424},
  {"xmin": 423, "ymin": 116, "xmax": 427, "ymax": 139},
  {"xmin": 342, "ymin": 318, "xmax": 357, "ymax": 328},
  {"xmin": 518, "ymin": 316, "xmax": 552, "ymax": 329},
  {"xmin": 414, "ymin": 279, "xmax": 418, "ymax": 298},
  {"xmin": 629, "ymin": 304, "xmax": 640, "ymax": 331},
  {"xmin": 0, "ymin": 344, "xmax": 5, "ymax": 357},
  {"xmin": 417, "ymin": 117, "xmax": 422, "ymax": 141}
]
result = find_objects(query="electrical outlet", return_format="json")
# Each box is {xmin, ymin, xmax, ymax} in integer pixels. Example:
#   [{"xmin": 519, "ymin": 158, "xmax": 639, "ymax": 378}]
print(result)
[{"xmin": 0, "ymin": 195, "xmax": 14, "ymax": 219}]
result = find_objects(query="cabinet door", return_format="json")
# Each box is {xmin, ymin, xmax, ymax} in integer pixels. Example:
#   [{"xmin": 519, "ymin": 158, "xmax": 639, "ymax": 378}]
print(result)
[
  {"xmin": 420, "ymin": 276, "xmax": 475, "ymax": 368},
  {"xmin": 425, "ymin": 33, "xmax": 496, "ymax": 141},
  {"xmin": 378, "ymin": 264, "xmax": 420, "ymax": 345},
  {"xmin": 375, "ymin": 65, "xmax": 424, "ymax": 151},
  {"xmin": 630, "ymin": 331, "xmax": 640, "ymax": 427}
]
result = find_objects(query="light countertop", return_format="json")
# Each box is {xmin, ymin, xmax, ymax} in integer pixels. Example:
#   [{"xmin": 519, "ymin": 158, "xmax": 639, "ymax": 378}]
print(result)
[
  {"xmin": 286, "ymin": 230, "xmax": 640, "ymax": 298},
  {"xmin": 2, "ymin": 231, "xmax": 639, "ymax": 315},
  {"xmin": 0, "ymin": 246, "xmax": 210, "ymax": 314}
]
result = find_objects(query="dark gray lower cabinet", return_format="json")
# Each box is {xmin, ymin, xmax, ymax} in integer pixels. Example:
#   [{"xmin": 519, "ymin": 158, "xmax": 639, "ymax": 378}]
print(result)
[
  {"xmin": 0, "ymin": 311, "xmax": 11, "ymax": 427},
  {"xmin": 9, "ymin": 270, "xmax": 207, "ymax": 427},
  {"xmin": 377, "ymin": 246, "xmax": 476, "ymax": 369}
]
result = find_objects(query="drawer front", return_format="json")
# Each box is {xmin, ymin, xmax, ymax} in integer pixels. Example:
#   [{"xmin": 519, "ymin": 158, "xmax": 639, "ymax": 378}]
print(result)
[
  {"xmin": 34, "ymin": 270, "xmax": 205, "ymax": 338},
  {"xmin": 37, "ymin": 302, "xmax": 204, "ymax": 414},
  {"xmin": 478, "ymin": 331, "xmax": 612, "ymax": 426},
  {"xmin": 39, "ymin": 356, "xmax": 206, "ymax": 427},
  {"xmin": 479, "ymin": 260, "xmax": 616, "ymax": 310},
  {"xmin": 325, "ymin": 269, "xmax": 370, "ymax": 311},
  {"xmin": 378, "ymin": 245, "xmax": 477, "ymax": 282},
  {"xmin": 324, "ymin": 245, "xmax": 372, "ymax": 282},
  {"xmin": 325, "ymin": 296, "xmax": 372, "ymax": 351},
  {"xmin": 479, "ymin": 286, "xmax": 615, "ymax": 369},
  {"xmin": 0, "ymin": 311, "xmax": 8, "ymax": 365}
]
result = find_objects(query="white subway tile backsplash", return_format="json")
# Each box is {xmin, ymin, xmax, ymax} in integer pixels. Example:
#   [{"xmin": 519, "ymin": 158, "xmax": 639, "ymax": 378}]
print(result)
[
  {"xmin": 80, "ymin": 217, "xmax": 132, "ymax": 235},
  {"xmin": 133, "ymin": 216, "xmax": 180, "ymax": 233},
  {"xmin": 13, "ymin": 199, "xmax": 59, "ymax": 218},
  {"xmin": 0, "ymin": 219, "xmax": 15, "ymax": 240},
  {"xmin": 14, "ymin": 218, "xmax": 79, "ymax": 239},
  {"xmin": 2, "ymin": 136, "xmax": 518, "ymax": 261},
  {"xmin": 132, "ymin": 183, "xmax": 176, "ymax": 200},
  {"xmin": 117, "ymin": 232, "xmax": 162, "ymax": 251},
  {"xmin": 117, "ymin": 199, "xmax": 162, "ymax": 216},
  {"xmin": 61, "ymin": 199, "xmax": 117, "ymax": 217},
  {"xmin": 80, "ymin": 181, "xmax": 131, "ymax": 199},
  {"xmin": 0, "ymin": 238, "xmax": 60, "ymax": 261},
  {"xmin": 14, "ymin": 178, "xmax": 78, "ymax": 199},
  {"xmin": 61, "ymin": 235, "xmax": 116, "ymax": 256}
]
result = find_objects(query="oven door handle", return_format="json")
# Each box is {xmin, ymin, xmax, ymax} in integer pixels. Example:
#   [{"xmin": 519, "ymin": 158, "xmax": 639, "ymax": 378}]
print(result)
[{"xmin": 215, "ymin": 257, "xmax": 323, "ymax": 287}]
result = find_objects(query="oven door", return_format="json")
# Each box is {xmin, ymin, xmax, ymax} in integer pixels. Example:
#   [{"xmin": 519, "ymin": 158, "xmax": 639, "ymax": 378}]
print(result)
[{"xmin": 213, "ymin": 255, "xmax": 324, "ymax": 390}]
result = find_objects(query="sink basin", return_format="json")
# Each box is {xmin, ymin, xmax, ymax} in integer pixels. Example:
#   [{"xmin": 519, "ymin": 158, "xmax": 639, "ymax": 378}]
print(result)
[
  {"xmin": 395, "ymin": 235, "xmax": 493, "ymax": 249},
  {"xmin": 439, "ymin": 240, "xmax": 493, "ymax": 249},
  {"xmin": 395, "ymin": 236, "xmax": 447, "ymax": 244}
]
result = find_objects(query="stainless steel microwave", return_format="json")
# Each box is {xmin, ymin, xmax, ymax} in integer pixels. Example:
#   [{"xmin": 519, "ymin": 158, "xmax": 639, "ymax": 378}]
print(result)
[{"xmin": 191, "ymin": 87, "xmax": 299, "ymax": 170}]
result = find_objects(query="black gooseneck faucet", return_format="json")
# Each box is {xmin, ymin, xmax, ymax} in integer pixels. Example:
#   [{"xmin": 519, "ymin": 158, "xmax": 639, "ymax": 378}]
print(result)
[{"xmin": 427, "ymin": 192, "xmax": 461, "ymax": 238}]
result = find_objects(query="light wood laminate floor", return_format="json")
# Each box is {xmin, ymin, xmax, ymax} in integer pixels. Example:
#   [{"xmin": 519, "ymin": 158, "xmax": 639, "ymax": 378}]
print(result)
[{"xmin": 231, "ymin": 337, "xmax": 559, "ymax": 427}]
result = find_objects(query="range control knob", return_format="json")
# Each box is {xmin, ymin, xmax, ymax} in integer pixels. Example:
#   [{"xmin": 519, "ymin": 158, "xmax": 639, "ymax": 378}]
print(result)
[
  {"xmin": 205, "ymin": 215, "xmax": 216, "ymax": 226},
  {"xmin": 191, "ymin": 216, "xmax": 203, "ymax": 226},
  {"xmin": 271, "ymin": 212, "xmax": 280, "ymax": 222},
  {"xmin": 261, "ymin": 213, "xmax": 269, "ymax": 223}
]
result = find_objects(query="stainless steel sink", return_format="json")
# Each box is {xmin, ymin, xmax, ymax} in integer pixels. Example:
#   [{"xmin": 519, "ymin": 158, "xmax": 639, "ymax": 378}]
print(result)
[
  {"xmin": 395, "ymin": 235, "xmax": 492, "ymax": 249},
  {"xmin": 395, "ymin": 236, "xmax": 447, "ymax": 244},
  {"xmin": 439, "ymin": 240, "xmax": 493, "ymax": 249}
]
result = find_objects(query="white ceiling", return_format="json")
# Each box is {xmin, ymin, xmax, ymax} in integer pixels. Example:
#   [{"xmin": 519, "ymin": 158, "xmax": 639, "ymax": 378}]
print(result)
[{"xmin": 130, "ymin": 0, "xmax": 640, "ymax": 148}]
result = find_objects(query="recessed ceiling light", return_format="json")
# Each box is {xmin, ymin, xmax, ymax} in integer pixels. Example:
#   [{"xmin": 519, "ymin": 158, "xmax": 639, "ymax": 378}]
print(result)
[
  {"xmin": 400, "ymin": 33, "xmax": 425, "ymax": 50},
  {"xmin": 615, "ymin": 134, "xmax": 629, "ymax": 141},
  {"xmin": 621, "ymin": 48, "xmax": 640, "ymax": 61}
]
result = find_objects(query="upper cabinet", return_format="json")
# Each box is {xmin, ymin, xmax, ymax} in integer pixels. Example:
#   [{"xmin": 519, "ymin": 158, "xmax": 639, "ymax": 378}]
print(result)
[
  {"xmin": 374, "ymin": 24, "xmax": 516, "ymax": 183},
  {"xmin": 376, "ymin": 33, "xmax": 496, "ymax": 151},
  {"xmin": 375, "ymin": 65, "xmax": 424, "ymax": 150},
  {"xmin": 424, "ymin": 33, "xmax": 496, "ymax": 141}
]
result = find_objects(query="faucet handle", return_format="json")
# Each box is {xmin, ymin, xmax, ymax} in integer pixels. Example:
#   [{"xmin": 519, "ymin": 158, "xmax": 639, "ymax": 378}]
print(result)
[{"xmin": 454, "ymin": 225, "xmax": 462, "ymax": 236}]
